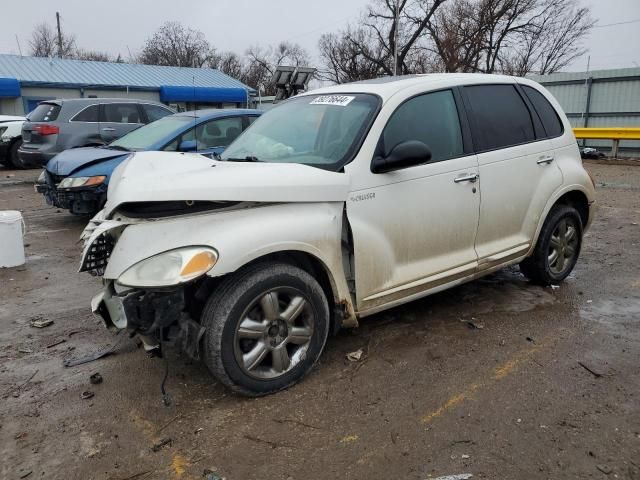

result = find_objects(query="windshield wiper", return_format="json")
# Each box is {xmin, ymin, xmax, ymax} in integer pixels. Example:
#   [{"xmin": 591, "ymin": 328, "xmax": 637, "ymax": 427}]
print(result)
[
  {"xmin": 224, "ymin": 156, "xmax": 261, "ymax": 162},
  {"xmin": 107, "ymin": 145, "xmax": 131, "ymax": 152}
]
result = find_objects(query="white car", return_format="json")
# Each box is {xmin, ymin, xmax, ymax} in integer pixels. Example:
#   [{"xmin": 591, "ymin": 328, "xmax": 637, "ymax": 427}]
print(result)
[
  {"xmin": 0, "ymin": 115, "xmax": 26, "ymax": 167},
  {"xmin": 81, "ymin": 74, "xmax": 595, "ymax": 396}
]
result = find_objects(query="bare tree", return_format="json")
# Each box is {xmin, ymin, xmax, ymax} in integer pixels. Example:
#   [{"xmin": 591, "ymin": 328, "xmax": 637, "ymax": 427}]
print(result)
[
  {"xmin": 427, "ymin": 0, "xmax": 593, "ymax": 75},
  {"xmin": 210, "ymin": 51, "xmax": 245, "ymax": 79},
  {"xmin": 75, "ymin": 49, "xmax": 117, "ymax": 62},
  {"xmin": 29, "ymin": 22, "xmax": 75, "ymax": 58},
  {"xmin": 138, "ymin": 22, "xmax": 214, "ymax": 67},
  {"xmin": 318, "ymin": 30, "xmax": 382, "ymax": 83}
]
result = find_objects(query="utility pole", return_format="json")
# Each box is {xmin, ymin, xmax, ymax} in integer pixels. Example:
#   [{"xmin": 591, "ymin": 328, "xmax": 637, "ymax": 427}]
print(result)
[
  {"xmin": 393, "ymin": 0, "xmax": 399, "ymax": 76},
  {"xmin": 56, "ymin": 12, "xmax": 63, "ymax": 58}
]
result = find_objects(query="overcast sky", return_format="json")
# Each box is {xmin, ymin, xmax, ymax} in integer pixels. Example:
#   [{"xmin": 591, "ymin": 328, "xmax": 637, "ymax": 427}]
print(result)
[{"xmin": 0, "ymin": 0, "xmax": 638, "ymax": 73}]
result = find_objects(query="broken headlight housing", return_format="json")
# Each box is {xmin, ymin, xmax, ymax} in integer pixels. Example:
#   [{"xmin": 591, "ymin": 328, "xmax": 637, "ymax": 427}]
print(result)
[
  {"xmin": 117, "ymin": 247, "xmax": 218, "ymax": 288},
  {"xmin": 58, "ymin": 175, "xmax": 106, "ymax": 189}
]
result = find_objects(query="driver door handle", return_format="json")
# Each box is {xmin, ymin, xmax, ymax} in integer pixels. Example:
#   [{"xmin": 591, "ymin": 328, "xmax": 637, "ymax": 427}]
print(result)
[
  {"xmin": 537, "ymin": 155, "xmax": 554, "ymax": 165},
  {"xmin": 102, "ymin": 127, "xmax": 115, "ymax": 132},
  {"xmin": 454, "ymin": 173, "xmax": 479, "ymax": 183}
]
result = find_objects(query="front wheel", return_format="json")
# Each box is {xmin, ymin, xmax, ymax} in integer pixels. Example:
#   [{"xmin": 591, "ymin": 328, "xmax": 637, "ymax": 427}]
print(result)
[
  {"xmin": 201, "ymin": 262, "xmax": 330, "ymax": 396},
  {"xmin": 520, "ymin": 205, "xmax": 583, "ymax": 285}
]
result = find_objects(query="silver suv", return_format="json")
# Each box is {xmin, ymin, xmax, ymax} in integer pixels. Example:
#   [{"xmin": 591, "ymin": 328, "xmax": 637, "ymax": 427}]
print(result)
[{"xmin": 17, "ymin": 98, "xmax": 174, "ymax": 168}]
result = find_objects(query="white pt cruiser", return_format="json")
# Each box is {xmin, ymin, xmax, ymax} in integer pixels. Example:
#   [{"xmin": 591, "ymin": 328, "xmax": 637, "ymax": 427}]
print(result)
[{"xmin": 81, "ymin": 74, "xmax": 595, "ymax": 396}]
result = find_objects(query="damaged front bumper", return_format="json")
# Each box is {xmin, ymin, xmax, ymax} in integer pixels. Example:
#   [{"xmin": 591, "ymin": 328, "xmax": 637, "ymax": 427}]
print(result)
[
  {"xmin": 91, "ymin": 281, "xmax": 206, "ymax": 359},
  {"xmin": 36, "ymin": 171, "xmax": 106, "ymax": 215}
]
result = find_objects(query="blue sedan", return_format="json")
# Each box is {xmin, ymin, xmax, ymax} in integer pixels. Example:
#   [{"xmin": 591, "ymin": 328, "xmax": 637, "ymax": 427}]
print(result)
[{"xmin": 36, "ymin": 108, "xmax": 261, "ymax": 215}]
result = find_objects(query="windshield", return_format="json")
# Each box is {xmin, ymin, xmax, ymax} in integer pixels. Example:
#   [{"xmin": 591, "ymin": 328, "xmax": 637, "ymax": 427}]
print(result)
[
  {"xmin": 110, "ymin": 115, "xmax": 194, "ymax": 151},
  {"xmin": 221, "ymin": 93, "xmax": 380, "ymax": 170}
]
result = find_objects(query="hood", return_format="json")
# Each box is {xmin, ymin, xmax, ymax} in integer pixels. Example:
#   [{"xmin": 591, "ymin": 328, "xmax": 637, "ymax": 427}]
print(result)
[
  {"xmin": 47, "ymin": 147, "xmax": 129, "ymax": 176},
  {"xmin": 105, "ymin": 151, "xmax": 350, "ymax": 216}
]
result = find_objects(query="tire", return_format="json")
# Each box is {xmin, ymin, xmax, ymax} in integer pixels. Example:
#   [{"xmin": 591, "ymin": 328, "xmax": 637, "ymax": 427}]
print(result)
[
  {"xmin": 9, "ymin": 139, "xmax": 30, "ymax": 169},
  {"xmin": 520, "ymin": 205, "xmax": 583, "ymax": 285},
  {"xmin": 201, "ymin": 262, "xmax": 330, "ymax": 396}
]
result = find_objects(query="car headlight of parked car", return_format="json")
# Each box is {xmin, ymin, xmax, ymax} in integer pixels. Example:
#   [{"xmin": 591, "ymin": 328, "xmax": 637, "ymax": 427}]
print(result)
[
  {"xmin": 58, "ymin": 176, "xmax": 106, "ymax": 189},
  {"xmin": 117, "ymin": 247, "xmax": 218, "ymax": 288}
]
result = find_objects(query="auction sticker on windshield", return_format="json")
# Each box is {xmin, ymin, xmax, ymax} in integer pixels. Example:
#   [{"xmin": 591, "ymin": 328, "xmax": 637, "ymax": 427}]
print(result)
[{"xmin": 310, "ymin": 95, "xmax": 355, "ymax": 106}]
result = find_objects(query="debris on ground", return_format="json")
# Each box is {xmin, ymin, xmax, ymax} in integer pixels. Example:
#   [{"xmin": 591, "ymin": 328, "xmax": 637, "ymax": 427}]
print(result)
[
  {"xmin": 526, "ymin": 336, "xmax": 535, "ymax": 343},
  {"xmin": 203, "ymin": 471, "xmax": 224, "ymax": 480},
  {"xmin": 152, "ymin": 437, "xmax": 172, "ymax": 452},
  {"xmin": 80, "ymin": 391, "xmax": 94, "ymax": 400},
  {"xmin": 463, "ymin": 318, "xmax": 484, "ymax": 330},
  {"xmin": 432, "ymin": 475, "xmax": 473, "ymax": 480},
  {"xmin": 17, "ymin": 347, "xmax": 33, "ymax": 354},
  {"xmin": 46, "ymin": 339, "xmax": 66, "ymax": 348},
  {"xmin": 63, "ymin": 339, "xmax": 121, "ymax": 367},
  {"xmin": 89, "ymin": 373, "xmax": 103, "ymax": 385},
  {"xmin": 3, "ymin": 370, "xmax": 38, "ymax": 399},
  {"xmin": 550, "ymin": 284, "xmax": 560, "ymax": 290},
  {"xmin": 30, "ymin": 317, "xmax": 53, "ymax": 328},
  {"xmin": 461, "ymin": 454, "xmax": 470, "ymax": 459},
  {"xmin": 596, "ymin": 464, "xmax": 613, "ymax": 475},
  {"xmin": 578, "ymin": 361, "xmax": 604, "ymax": 378},
  {"xmin": 346, "ymin": 348, "xmax": 364, "ymax": 362},
  {"xmin": 18, "ymin": 470, "xmax": 32, "ymax": 479}
]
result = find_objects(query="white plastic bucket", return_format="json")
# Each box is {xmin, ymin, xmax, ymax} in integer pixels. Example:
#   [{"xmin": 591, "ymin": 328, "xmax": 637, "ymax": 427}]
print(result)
[{"xmin": 0, "ymin": 210, "xmax": 26, "ymax": 268}]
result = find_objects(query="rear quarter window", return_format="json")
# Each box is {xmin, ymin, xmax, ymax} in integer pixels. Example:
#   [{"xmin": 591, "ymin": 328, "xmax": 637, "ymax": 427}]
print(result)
[
  {"xmin": 28, "ymin": 103, "xmax": 61, "ymax": 122},
  {"xmin": 464, "ymin": 84, "xmax": 535, "ymax": 151},
  {"xmin": 522, "ymin": 85, "xmax": 564, "ymax": 138},
  {"xmin": 71, "ymin": 104, "xmax": 99, "ymax": 122}
]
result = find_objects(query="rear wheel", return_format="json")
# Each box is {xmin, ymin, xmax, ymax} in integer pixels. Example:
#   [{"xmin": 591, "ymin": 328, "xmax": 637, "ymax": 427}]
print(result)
[
  {"xmin": 520, "ymin": 205, "xmax": 583, "ymax": 285},
  {"xmin": 201, "ymin": 262, "xmax": 330, "ymax": 396}
]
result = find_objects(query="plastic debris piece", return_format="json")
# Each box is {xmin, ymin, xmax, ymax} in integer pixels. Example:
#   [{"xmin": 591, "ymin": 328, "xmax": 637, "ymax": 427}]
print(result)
[
  {"xmin": 80, "ymin": 390, "xmax": 94, "ymax": 400},
  {"xmin": 346, "ymin": 349, "xmax": 363, "ymax": 362},
  {"xmin": 30, "ymin": 318, "xmax": 53, "ymax": 328},
  {"xmin": 433, "ymin": 475, "xmax": 473, "ymax": 480},
  {"xmin": 152, "ymin": 437, "xmax": 172, "ymax": 452},
  {"xmin": 89, "ymin": 373, "xmax": 103, "ymax": 385}
]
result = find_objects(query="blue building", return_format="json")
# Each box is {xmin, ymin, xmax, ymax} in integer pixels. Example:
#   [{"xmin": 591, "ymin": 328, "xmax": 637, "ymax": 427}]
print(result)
[{"xmin": 0, "ymin": 54, "xmax": 255, "ymax": 115}]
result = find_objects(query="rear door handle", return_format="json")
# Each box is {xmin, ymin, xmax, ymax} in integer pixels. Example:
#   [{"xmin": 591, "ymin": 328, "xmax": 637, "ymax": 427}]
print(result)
[
  {"xmin": 102, "ymin": 127, "xmax": 115, "ymax": 132},
  {"xmin": 537, "ymin": 155, "xmax": 554, "ymax": 165},
  {"xmin": 454, "ymin": 173, "xmax": 479, "ymax": 183}
]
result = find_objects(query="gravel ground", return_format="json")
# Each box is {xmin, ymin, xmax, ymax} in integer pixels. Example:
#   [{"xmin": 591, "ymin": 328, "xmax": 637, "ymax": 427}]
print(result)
[{"xmin": 0, "ymin": 160, "xmax": 638, "ymax": 480}]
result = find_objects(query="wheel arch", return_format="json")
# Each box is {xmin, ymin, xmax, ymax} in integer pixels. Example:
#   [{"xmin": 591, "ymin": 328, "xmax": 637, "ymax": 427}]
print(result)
[
  {"xmin": 528, "ymin": 185, "xmax": 592, "ymax": 258},
  {"xmin": 195, "ymin": 249, "xmax": 354, "ymax": 335}
]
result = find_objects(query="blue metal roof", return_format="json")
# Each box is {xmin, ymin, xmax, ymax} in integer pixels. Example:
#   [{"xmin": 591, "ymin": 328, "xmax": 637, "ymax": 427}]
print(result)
[{"xmin": 0, "ymin": 54, "xmax": 254, "ymax": 93}]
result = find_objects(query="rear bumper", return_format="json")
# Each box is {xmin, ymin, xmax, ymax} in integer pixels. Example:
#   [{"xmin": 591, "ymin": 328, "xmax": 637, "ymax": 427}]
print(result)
[{"xmin": 18, "ymin": 148, "xmax": 56, "ymax": 167}]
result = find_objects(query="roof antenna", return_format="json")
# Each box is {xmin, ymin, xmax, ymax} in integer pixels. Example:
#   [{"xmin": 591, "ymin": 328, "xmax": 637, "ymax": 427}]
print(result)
[
  {"xmin": 193, "ymin": 75, "xmax": 197, "ymax": 151},
  {"xmin": 15, "ymin": 34, "xmax": 23, "ymax": 56}
]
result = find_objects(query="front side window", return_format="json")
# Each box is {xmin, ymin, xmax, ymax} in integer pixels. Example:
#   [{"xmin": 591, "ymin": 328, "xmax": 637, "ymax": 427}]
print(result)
[
  {"xmin": 522, "ymin": 85, "xmax": 564, "ymax": 138},
  {"xmin": 101, "ymin": 103, "xmax": 141, "ymax": 124},
  {"xmin": 221, "ymin": 93, "xmax": 380, "ymax": 170},
  {"xmin": 381, "ymin": 89, "xmax": 464, "ymax": 162},
  {"xmin": 110, "ymin": 115, "xmax": 193, "ymax": 151},
  {"xmin": 464, "ymin": 84, "xmax": 535, "ymax": 151},
  {"xmin": 71, "ymin": 104, "xmax": 99, "ymax": 122}
]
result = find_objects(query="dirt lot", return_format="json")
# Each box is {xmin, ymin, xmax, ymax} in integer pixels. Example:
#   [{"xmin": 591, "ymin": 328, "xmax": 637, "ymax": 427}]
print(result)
[{"xmin": 0, "ymin": 161, "xmax": 639, "ymax": 480}]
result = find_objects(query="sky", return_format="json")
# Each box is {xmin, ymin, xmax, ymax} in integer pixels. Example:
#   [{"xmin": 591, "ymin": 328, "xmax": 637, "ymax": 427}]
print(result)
[{"xmin": 0, "ymin": 0, "xmax": 638, "ymax": 73}]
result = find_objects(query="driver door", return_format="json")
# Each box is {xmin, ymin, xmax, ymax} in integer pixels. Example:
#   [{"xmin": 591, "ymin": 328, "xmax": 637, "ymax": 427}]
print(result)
[{"xmin": 346, "ymin": 89, "xmax": 481, "ymax": 313}]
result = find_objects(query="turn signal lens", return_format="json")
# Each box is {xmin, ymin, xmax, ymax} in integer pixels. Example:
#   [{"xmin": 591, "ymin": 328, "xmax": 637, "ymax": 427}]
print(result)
[
  {"xmin": 180, "ymin": 251, "xmax": 217, "ymax": 278},
  {"xmin": 84, "ymin": 176, "xmax": 106, "ymax": 187}
]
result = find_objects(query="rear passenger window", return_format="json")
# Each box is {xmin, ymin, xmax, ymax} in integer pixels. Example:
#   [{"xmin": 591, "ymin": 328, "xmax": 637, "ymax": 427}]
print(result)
[
  {"xmin": 522, "ymin": 85, "xmax": 563, "ymax": 138},
  {"xmin": 101, "ymin": 104, "xmax": 141, "ymax": 124},
  {"xmin": 144, "ymin": 104, "xmax": 172, "ymax": 123},
  {"xmin": 465, "ymin": 85, "xmax": 535, "ymax": 151},
  {"xmin": 382, "ymin": 90, "xmax": 464, "ymax": 162},
  {"xmin": 71, "ymin": 104, "xmax": 99, "ymax": 122}
]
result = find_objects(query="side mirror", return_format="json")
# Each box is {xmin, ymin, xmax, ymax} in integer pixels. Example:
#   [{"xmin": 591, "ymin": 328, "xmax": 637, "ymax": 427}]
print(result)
[
  {"xmin": 179, "ymin": 139, "xmax": 197, "ymax": 152},
  {"xmin": 371, "ymin": 140, "xmax": 432, "ymax": 174}
]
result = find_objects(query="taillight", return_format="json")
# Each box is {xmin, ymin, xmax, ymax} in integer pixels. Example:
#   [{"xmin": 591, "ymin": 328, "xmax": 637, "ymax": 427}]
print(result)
[{"xmin": 33, "ymin": 124, "xmax": 59, "ymax": 136}]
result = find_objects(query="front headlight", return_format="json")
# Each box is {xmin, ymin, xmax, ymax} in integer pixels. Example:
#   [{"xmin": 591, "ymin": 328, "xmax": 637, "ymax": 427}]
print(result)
[
  {"xmin": 58, "ymin": 175, "xmax": 106, "ymax": 189},
  {"xmin": 117, "ymin": 247, "xmax": 218, "ymax": 288}
]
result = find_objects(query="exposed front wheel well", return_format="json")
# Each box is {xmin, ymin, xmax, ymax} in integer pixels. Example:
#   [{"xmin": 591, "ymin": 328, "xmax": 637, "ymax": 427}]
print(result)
[
  {"xmin": 553, "ymin": 190, "xmax": 590, "ymax": 228},
  {"xmin": 187, "ymin": 251, "xmax": 342, "ymax": 335}
]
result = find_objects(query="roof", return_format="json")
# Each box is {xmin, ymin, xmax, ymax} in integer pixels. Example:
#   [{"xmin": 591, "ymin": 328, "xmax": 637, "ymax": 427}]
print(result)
[
  {"xmin": 306, "ymin": 73, "xmax": 523, "ymax": 101},
  {"xmin": 0, "ymin": 54, "xmax": 253, "ymax": 92},
  {"xmin": 173, "ymin": 108, "xmax": 262, "ymax": 120}
]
